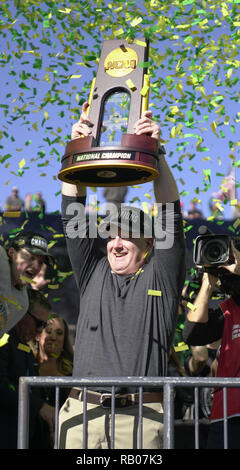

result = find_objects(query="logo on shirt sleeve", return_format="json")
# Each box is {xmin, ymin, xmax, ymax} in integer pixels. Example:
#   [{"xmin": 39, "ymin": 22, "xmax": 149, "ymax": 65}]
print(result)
[{"xmin": 232, "ymin": 324, "xmax": 240, "ymax": 340}]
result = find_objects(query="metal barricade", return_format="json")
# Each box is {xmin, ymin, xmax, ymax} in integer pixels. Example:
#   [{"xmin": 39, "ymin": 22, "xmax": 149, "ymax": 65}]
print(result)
[{"xmin": 17, "ymin": 376, "xmax": 240, "ymax": 449}]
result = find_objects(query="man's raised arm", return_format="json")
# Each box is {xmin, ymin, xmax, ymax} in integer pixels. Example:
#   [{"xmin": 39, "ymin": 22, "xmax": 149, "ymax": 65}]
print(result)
[
  {"xmin": 61, "ymin": 102, "xmax": 91, "ymax": 198},
  {"xmin": 133, "ymin": 110, "xmax": 179, "ymax": 204}
]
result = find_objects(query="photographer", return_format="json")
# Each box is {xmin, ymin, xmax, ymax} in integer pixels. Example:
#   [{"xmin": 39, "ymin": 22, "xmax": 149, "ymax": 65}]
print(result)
[{"xmin": 183, "ymin": 240, "xmax": 240, "ymax": 449}]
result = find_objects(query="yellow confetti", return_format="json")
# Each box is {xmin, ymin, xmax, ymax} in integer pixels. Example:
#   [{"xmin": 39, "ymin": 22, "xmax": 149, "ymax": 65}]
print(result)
[
  {"xmin": 170, "ymin": 123, "xmax": 183, "ymax": 138},
  {"xmin": 221, "ymin": 3, "xmax": 229, "ymax": 17},
  {"xmin": 20, "ymin": 219, "xmax": 29, "ymax": 230},
  {"xmin": 197, "ymin": 86, "xmax": 207, "ymax": 99},
  {"xmin": 130, "ymin": 17, "xmax": 143, "ymax": 27},
  {"xmin": 176, "ymin": 24, "xmax": 190, "ymax": 30},
  {"xmin": 141, "ymin": 74, "xmax": 150, "ymax": 113},
  {"xmin": 140, "ymin": 84, "xmax": 149, "ymax": 97},
  {"xmin": 0, "ymin": 333, "xmax": 9, "ymax": 347},
  {"xmin": 3, "ymin": 211, "xmax": 21, "ymax": 218},
  {"xmin": 58, "ymin": 8, "xmax": 72, "ymax": 14},
  {"xmin": 142, "ymin": 201, "xmax": 150, "ymax": 213},
  {"xmin": 125, "ymin": 79, "xmax": 137, "ymax": 91},
  {"xmin": 148, "ymin": 289, "xmax": 162, "ymax": 296},
  {"xmin": 233, "ymin": 218, "xmax": 240, "ymax": 229},
  {"xmin": 17, "ymin": 343, "xmax": 31, "ymax": 353},
  {"xmin": 230, "ymin": 199, "xmax": 238, "ymax": 206},
  {"xmin": 46, "ymin": 226, "xmax": 57, "ymax": 233},
  {"xmin": 43, "ymin": 110, "xmax": 49, "ymax": 120},
  {"xmin": 215, "ymin": 202, "xmax": 224, "ymax": 212},
  {"xmin": 224, "ymin": 116, "xmax": 230, "ymax": 125},
  {"xmin": 189, "ymin": 290, "xmax": 195, "ymax": 299},
  {"xmin": 75, "ymin": 62, "xmax": 88, "ymax": 67},
  {"xmin": 134, "ymin": 39, "xmax": 147, "ymax": 47},
  {"xmin": 199, "ymin": 18, "xmax": 208, "ymax": 27},
  {"xmin": 53, "ymin": 234, "xmax": 64, "ymax": 238},
  {"xmin": 174, "ymin": 342, "xmax": 189, "ymax": 352},
  {"xmin": 0, "ymin": 295, "xmax": 20, "ymax": 307},
  {"xmin": 114, "ymin": 28, "xmax": 124, "ymax": 37},
  {"xmin": 19, "ymin": 275, "xmax": 36, "ymax": 284},
  {"xmin": 211, "ymin": 121, "xmax": 218, "ymax": 136},
  {"xmin": 48, "ymin": 241, "xmax": 57, "ymax": 249},
  {"xmin": 70, "ymin": 74, "xmax": 82, "ymax": 79},
  {"xmin": 169, "ymin": 106, "xmax": 179, "ymax": 115},
  {"xmin": 19, "ymin": 158, "xmax": 26, "ymax": 168},
  {"xmin": 20, "ymin": 50, "xmax": 35, "ymax": 54},
  {"xmin": 187, "ymin": 302, "xmax": 196, "ymax": 311}
]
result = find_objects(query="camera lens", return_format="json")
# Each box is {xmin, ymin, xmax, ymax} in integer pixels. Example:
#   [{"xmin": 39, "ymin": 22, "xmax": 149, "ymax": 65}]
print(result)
[{"xmin": 202, "ymin": 239, "xmax": 227, "ymax": 263}]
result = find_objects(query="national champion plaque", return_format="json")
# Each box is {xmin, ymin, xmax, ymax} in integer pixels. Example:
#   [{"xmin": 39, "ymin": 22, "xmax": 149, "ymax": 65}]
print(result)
[{"xmin": 58, "ymin": 38, "xmax": 164, "ymax": 187}]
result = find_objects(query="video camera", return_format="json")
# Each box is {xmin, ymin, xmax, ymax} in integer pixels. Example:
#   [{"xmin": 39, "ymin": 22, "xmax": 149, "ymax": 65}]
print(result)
[
  {"xmin": 194, "ymin": 234, "xmax": 236, "ymax": 267},
  {"xmin": 192, "ymin": 226, "xmax": 240, "ymax": 296}
]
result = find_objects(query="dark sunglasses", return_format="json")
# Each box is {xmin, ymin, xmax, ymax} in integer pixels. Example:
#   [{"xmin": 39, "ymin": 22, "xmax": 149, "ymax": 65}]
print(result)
[{"xmin": 27, "ymin": 311, "xmax": 47, "ymax": 330}]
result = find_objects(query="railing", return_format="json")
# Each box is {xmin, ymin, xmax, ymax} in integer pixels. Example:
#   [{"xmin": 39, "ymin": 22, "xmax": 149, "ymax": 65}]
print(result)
[{"xmin": 18, "ymin": 376, "xmax": 240, "ymax": 449}]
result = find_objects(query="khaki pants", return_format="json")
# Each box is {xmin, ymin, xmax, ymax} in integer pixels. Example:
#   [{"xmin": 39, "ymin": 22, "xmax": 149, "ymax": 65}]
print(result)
[{"xmin": 58, "ymin": 396, "xmax": 164, "ymax": 449}]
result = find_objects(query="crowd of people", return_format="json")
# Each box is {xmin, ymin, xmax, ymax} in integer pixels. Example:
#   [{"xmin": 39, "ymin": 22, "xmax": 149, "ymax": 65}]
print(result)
[
  {"xmin": 2, "ymin": 187, "xmax": 46, "ymax": 214},
  {"xmin": 1, "ymin": 104, "xmax": 240, "ymax": 450}
]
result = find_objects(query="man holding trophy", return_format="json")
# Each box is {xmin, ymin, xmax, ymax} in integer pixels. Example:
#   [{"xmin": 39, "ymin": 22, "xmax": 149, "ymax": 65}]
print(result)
[{"xmin": 58, "ymin": 39, "xmax": 185, "ymax": 449}]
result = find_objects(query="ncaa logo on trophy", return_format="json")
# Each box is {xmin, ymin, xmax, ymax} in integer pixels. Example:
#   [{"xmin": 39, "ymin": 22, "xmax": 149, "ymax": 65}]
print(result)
[{"xmin": 58, "ymin": 38, "xmax": 165, "ymax": 187}]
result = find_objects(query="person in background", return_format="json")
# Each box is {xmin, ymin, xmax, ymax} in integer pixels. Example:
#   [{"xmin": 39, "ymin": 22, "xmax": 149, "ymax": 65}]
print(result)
[
  {"xmin": 187, "ymin": 201, "xmax": 203, "ymax": 219},
  {"xmin": 0, "ymin": 289, "xmax": 55, "ymax": 449},
  {"xmin": 31, "ymin": 313, "xmax": 73, "ymax": 447},
  {"xmin": 36, "ymin": 313, "xmax": 73, "ymax": 378},
  {"xmin": 183, "ymin": 242, "xmax": 240, "ymax": 449},
  {"xmin": 34, "ymin": 191, "xmax": 46, "ymax": 214},
  {"xmin": 24, "ymin": 193, "xmax": 33, "ymax": 212},
  {"xmin": 4, "ymin": 186, "xmax": 24, "ymax": 212},
  {"xmin": 0, "ymin": 231, "xmax": 54, "ymax": 338}
]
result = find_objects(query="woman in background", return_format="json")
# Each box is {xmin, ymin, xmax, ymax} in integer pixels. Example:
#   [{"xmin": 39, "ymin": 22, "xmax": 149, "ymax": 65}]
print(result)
[
  {"xmin": 37, "ymin": 313, "xmax": 73, "ymax": 378},
  {"xmin": 33, "ymin": 313, "xmax": 73, "ymax": 447}
]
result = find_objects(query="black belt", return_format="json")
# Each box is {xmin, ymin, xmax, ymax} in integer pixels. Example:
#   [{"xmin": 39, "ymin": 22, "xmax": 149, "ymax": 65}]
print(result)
[{"xmin": 69, "ymin": 388, "xmax": 163, "ymax": 409}]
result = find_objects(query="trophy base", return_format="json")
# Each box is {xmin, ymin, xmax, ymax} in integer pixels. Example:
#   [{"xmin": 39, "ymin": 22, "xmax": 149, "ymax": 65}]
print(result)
[
  {"xmin": 58, "ymin": 134, "xmax": 160, "ymax": 187},
  {"xmin": 58, "ymin": 160, "xmax": 159, "ymax": 187}
]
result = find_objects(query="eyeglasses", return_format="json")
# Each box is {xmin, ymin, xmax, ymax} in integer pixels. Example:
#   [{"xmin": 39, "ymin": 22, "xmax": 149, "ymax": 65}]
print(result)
[{"xmin": 27, "ymin": 311, "xmax": 47, "ymax": 330}]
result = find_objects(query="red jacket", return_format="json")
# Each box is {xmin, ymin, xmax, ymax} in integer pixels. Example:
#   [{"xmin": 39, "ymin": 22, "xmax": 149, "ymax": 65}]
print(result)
[{"xmin": 211, "ymin": 297, "xmax": 240, "ymax": 422}]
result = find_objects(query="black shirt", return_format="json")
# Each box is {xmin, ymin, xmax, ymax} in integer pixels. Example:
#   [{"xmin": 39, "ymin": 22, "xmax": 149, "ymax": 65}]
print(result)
[
  {"xmin": 61, "ymin": 195, "xmax": 185, "ymax": 391},
  {"xmin": 0, "ymin": 328, "xmax": 44, "ymax": 448},
  {"xmin": 183, "ymin": 308, "xmax": 224, "ymax": 346},
  {"xmin": 183, "ymin": 295, "xmax": 240, "ymax": 347}
]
